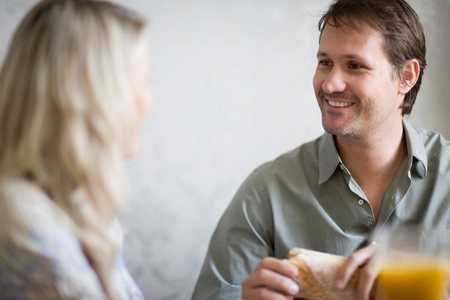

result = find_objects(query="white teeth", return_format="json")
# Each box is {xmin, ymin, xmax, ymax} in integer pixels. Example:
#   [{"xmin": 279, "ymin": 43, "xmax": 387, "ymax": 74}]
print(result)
[{"xmin": 328, "ymin": 100, "xmax": 353, "ymax": 108}]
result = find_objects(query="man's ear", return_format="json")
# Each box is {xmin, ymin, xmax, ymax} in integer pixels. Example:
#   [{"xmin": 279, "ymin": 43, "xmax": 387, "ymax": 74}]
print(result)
[{"xmin": 399, "ymin": 59, "xmax": 420, "ymax": 95}]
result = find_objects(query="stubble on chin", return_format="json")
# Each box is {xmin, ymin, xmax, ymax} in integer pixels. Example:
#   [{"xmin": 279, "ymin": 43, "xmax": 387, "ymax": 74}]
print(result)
[
  {"xmin": 321, "ymin": 114, "xmax": 357, "ymax": 138},
  {"xmin": 322, "ymin": 121, "xmax": 345, "ymax": 136}
]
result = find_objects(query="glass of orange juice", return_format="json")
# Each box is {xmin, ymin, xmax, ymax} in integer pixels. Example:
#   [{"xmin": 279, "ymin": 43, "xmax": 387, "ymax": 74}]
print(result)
[{"xmin": 378, "ymin": 226, "xmax": 449, "ymax": 300}]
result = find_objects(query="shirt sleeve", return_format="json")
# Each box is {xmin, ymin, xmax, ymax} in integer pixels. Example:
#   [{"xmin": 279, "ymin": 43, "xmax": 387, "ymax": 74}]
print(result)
[{"xmin": 191, "ymin": 170, "xmax": 275, "ymax": 300}]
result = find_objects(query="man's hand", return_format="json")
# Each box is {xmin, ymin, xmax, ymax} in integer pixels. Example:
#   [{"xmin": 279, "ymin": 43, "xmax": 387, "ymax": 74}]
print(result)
[
  {"xmin": 335, "ymin": 244, "xmax": 387, "ymax": 300},
  {"xmin": 241, "ymin": 257, "xmax": 300, "ymax": 300}
]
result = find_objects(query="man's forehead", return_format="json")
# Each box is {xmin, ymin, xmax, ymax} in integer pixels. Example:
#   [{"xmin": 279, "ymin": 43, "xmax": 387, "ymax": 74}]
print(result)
[
  {"xmin": 317, "ymin": 21, "xmax": 388, "ymax": 62},
  {"xmin": 321, "ymin": 16, "xmax": 383, "ymax": 40},
  {"xmin": 320, "ymin": 19, "xmax": 384, "ymax": 44}
]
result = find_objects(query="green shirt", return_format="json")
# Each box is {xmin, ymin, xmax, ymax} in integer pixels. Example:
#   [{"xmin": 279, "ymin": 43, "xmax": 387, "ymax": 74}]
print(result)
[{"xmin": 191, "ymin": 121, "xmax": 450, "ymax": 300}]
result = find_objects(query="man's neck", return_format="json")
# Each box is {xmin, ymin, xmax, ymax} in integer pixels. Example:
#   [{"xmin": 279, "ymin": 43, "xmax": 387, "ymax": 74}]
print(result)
[
  {"xmin": 334, "ymin": 121, "xmax": 407, "ymax": 220},
  {"xmin": 335, "ymin": 121, "xmax": 406, "ymax": 179}
]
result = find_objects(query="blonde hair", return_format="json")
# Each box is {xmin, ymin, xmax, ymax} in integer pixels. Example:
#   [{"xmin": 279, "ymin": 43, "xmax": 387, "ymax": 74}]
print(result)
[{"xmin": 0, "ymin": 0, "xmax": 148, "ymax": 298}]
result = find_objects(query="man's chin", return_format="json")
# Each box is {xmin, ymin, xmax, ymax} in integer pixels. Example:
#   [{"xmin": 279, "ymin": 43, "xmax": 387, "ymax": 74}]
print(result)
[{"xmin": 322, "ymin": 122, "xmax": 347, "ymax": 136}]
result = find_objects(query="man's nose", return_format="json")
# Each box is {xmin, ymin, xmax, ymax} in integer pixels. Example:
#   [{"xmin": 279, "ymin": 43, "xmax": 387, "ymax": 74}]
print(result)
[{"xmin": 322, "ymin": 67, "xmax": 346, "ymax": 93}]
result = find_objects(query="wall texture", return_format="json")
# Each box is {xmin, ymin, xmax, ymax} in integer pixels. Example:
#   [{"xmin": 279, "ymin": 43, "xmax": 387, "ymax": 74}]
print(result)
[{"xmin": 0, "ymin": 0, "xmax": 448, "ymax": 299}]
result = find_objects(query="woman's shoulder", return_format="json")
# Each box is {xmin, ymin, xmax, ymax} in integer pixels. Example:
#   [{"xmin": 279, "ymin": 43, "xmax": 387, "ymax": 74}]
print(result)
[
  {"xmin": 0, "ymin": 177, "xmax": 74, "ymax": 236},
  {"xmin": 0, "ymin": 177, "xmax": 80, "ymax": 264},
  {"xmin": 0, "ymin": 178, "xmax": 108, "ymax": 299},
  {"xmin": 0, "ymin": 177, "xmax": 81, "ymax": 271}
]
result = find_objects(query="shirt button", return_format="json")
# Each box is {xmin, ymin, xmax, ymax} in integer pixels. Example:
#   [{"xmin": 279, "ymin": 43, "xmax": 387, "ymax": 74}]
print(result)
[{"xmin": 358, "ymin": 199, "xmax": 364, "ymax": 206}]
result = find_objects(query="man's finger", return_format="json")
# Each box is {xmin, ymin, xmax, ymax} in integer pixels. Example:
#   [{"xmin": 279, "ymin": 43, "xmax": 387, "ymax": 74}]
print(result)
[
  {"xmin": 254, "ymin": 257, "xmax": 299, "ymax": 278},
  {"xmin": 355, "ymin": 257, "xmax": 382, "ymax": 300},
  {"xmin": 242, "ymin": 267, "xmax": 299, "ymax": 295},
  {"xmin": 335, "ymin": 244, "xmax": 378, "ymax": 289},
  {"xmin": 242, "ymin": 258, "xmax": 300, "ymax": 298}
]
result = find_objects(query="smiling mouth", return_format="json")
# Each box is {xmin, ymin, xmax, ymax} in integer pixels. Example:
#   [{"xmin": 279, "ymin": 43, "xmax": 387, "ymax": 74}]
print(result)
[{"xmin": 327, "ymin": 99, "xmax": 355, "ymax": 108}]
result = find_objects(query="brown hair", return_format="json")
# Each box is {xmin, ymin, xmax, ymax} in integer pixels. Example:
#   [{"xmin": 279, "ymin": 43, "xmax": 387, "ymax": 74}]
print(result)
[{"xmin": 318, "ymin": 0, "xmax": 426, "ymax": 116}]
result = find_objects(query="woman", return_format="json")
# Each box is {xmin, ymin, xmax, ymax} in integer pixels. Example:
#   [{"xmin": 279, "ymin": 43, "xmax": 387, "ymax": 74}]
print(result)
[{"xmin": 0, "ymin": 0, "xmax": 151, "ymax": 299}]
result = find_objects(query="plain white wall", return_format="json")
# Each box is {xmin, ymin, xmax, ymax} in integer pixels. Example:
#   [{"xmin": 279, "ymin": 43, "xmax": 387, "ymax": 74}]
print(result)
[{"xmin": 0, "ymin": 1, "xmax": 448, "ymax": 299}]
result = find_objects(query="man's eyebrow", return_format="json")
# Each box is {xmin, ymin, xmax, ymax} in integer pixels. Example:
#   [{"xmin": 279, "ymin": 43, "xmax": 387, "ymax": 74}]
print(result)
[{"xmin": 316, "ymin": 51, "xmax": 365, "ymax": 61}]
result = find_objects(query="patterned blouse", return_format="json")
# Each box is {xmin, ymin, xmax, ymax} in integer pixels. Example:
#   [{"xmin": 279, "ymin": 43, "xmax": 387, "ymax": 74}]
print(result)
[{"xmin": 0, "ymin": 178, "xmax": 144, "ymax": 299}]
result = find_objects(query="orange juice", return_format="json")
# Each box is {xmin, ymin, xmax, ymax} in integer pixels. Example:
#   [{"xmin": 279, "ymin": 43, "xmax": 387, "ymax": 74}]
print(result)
[{"xmin": 379, "ymin": 261, "xmax": 447, "ymax": 300}]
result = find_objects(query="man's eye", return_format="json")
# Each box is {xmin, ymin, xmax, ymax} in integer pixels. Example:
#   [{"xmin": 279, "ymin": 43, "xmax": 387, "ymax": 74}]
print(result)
[
  {"xmin": 349, "ymin": 63, "xmax": 362, "ymax": 69},
  {"xmin": 319, "ymin": 60, "xmax": 332, "ymax": 66}
]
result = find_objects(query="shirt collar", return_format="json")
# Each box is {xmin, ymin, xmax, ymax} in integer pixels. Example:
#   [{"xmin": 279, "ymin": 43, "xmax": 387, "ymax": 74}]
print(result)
[
  {"xmin": 318, "ymin": 132, "xmax": 341, "ymax": 185},
  {"xmin": 317, "ymin": 120, "xmax": 428, "ymax": 185},
  {"xmin": 403, "ymin": 120, "xmax": 428, "ymax": 178}
]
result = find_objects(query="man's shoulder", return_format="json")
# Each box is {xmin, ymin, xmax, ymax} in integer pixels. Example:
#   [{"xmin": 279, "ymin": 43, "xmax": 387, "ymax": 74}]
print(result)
[
  {"xmin": 250, "ymin": 134, "xmax": 324, "ymax": 181},
  {"xmin": 406, "ymin": 124, "xmax": 450, "ymax": 178},
  {"xmin": 407, "ymin": 124, "xmax": 450, "ymax": 152}
]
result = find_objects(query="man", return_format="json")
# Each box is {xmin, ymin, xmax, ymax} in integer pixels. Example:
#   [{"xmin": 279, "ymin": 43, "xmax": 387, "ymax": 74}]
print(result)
[{"xmin": 192, "ymin": 0, "xmax": 450, "ymax": 299}]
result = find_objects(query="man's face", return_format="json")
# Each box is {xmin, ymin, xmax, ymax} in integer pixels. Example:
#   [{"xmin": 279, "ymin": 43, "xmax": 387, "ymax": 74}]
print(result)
[{"xmin": 313, "ymin": 20, "xmax": 404, "ymax": 141}]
